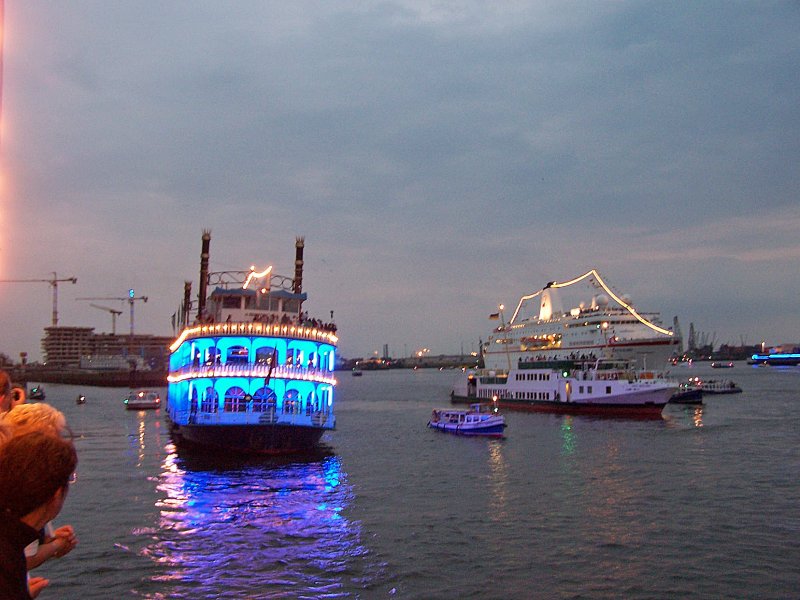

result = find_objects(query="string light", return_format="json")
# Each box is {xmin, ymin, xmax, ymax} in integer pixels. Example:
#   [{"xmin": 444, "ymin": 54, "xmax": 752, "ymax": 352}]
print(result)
[
  {"xmin": 243, "ymin": 265, "xmax": 273, "ymax": 290},
  {"xmin": 509, "ymin": 269, "xmax": 674, "ymax": 336}
]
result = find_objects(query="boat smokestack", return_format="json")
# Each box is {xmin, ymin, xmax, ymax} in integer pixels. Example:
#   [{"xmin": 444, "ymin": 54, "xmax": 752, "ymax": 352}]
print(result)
[
  {"xmin": 293, "ymin": 236, "xmax": 304, "ymax": 295},
  {"xmin": 182, "ymin": 281, "xmax": 192, "ymax": 328},
  {"xmin": 197, "ymin": 230, "xmax": 211, "ymax": 321}
]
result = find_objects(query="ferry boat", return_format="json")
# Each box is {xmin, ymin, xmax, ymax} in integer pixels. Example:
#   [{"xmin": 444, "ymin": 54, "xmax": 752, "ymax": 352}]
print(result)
[
  {"xmin": 748, "ymin": 352, "xmax": 800, "ymax": 366},
  {"xmin": 451, "ymin": 359, "xmax": 677, "ymax": 418},
  {"xmin": 428, "ymin": 404, "xmax": 506, "ymax": 437},
  {"xmin": 166, "ymin": 232, "xmax": 337, "ymax": 454},
  {"xmin": 699, "ymin": 379, "xmax": 742, "ymax": 395},
  {"xmin": 124, "ymin": 389, "xmax": 161, "ymax": 410},
  {"xmin": 483, "ymin": 270, "xmax": 681, "ymax": 372}
]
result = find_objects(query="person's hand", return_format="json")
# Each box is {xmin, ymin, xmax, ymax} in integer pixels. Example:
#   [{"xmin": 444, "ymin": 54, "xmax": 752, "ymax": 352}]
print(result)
[
  {"xmin": 28, "ymin": 576, "xmax": 49, "ymax": 598},
  {"xmin": 52, "ymin": 525, "xmax": 78, "ymax": 557}
]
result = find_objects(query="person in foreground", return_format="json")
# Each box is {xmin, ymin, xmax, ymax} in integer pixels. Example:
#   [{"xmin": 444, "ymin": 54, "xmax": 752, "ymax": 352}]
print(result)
[{"xmin": 0, "ymin": 430, "xmax": 78, "ymax": 599}]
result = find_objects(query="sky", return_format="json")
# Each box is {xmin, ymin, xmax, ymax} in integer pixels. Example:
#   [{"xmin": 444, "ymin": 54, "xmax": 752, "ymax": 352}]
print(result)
[{"xmin": 0, "ymin": 1, "xmax": 798, "ymax": 362}]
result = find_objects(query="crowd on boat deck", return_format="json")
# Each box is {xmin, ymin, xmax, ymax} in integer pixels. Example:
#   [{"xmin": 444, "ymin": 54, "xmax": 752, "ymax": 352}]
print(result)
[
  {"xmin": 520, "ymin": 352, "xmax": 598, "ymax": 363},
  {"xmin": 0, "ymin": 370, "xmax": 79, "ymax": 599},
  {"xmin": 196, "ymin": 311, "xmax": 337, "ymax": 333}
]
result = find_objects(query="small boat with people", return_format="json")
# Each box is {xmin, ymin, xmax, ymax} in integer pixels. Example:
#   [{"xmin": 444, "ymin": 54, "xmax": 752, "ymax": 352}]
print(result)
[
  {"xmin": 699, "ymin": 379, "xmax": 742, "ymax": 395},
  {"xmin": 428, "ymin": 404, "xmax": 507, "ymax": 437},
  {"xmin": 669, "ymin": 378, "xmax": 703, "ymax": 404},
  {"xmin": 451, "ymin": 358, "xmax": 677, "ymax": 418},
  {"xmin": 124, "ymin": 389, "xmax": 162, "ymax": 410},
  {"xmin": 28, "ymin": 386, "xmax": 45, "ymax": 401}
]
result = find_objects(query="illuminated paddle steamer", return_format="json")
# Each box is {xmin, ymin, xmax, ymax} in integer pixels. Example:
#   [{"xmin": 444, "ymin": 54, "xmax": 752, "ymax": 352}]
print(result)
[
  {"xmin": 166, "ymin": 232, "xmax": 337, "ymax": 454},
  {"xmin": 483, "ymin": 270, "xmax": 681, "ymax": 371}
]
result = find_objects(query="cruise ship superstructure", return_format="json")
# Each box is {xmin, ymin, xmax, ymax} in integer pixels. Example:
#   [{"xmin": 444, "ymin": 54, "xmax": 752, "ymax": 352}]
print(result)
[{"xmin": 483, "ymin": 270, "xmax": 681, "ymax": 371}]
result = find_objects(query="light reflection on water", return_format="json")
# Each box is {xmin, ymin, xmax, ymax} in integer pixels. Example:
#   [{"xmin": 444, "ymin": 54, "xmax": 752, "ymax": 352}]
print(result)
[{"xmin": 141, "ymin": 446, "xmax": 375, "ymax": 599}]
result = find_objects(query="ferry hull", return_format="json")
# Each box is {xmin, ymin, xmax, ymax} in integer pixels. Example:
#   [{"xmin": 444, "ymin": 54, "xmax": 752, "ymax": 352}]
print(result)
[
  {"xmin": 452, "ymin": 394, "xmax": 666, "ymax": 419},
  {"xmin": 427, "ymin": 421, "xmax": 506, "ymax": 437},
  {"xmin": 168, "ymin": 420, "xmax": 325, "ymax": 455}
]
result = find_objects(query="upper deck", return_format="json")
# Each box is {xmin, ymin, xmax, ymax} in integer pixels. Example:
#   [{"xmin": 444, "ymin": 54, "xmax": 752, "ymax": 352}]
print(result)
[{"xmin": 170, "ymin": 321, "xmax": 338, "ymax": 352}]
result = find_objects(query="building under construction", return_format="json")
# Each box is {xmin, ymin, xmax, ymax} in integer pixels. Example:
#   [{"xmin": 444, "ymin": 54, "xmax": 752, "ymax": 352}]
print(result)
[{"xmin": 41, "ymin": 326, "xmax": 172, "ymax": 370}]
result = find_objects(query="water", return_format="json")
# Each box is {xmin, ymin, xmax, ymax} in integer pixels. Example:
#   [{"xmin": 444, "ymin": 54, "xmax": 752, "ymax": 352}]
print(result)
[{"xmin": 31, "ymin": 365, "xmax": 800, "ymax": 598}]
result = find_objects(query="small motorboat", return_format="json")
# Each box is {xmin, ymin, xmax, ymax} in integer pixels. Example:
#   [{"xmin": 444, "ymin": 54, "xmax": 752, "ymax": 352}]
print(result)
[
  {"xmin": 700, "ymin": 379, "xmax": 742, "ymax": 394},
  {"xmin": 351, "ymin": 368, "xmax": 363, "ymax": 377},
  {"xmin": 669, "ymin": 379, "xmax": 703, "ymax": 404},
  {"xmin": 427, "ymin": 404, "xmax": 507, "ymax": 437},
  {"xmin": 28, "ymin": 386, "xmax": 45, "ymax": 401},
  {"xmin": 711, "ymin": 362, "xmax": 734, "ymax": 369},
  {"xmin": 124, "ymin": 389, "xmax": 161, "ymax": 410},
  {"xmin": 76, "ymin": 394, "xmax": 86, "ymax": 405}
]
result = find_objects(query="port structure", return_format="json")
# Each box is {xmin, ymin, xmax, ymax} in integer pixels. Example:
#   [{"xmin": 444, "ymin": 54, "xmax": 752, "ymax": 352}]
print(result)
[{"xmin": 0, "ymin": 273, "xmax": 78, "ymax": 326}]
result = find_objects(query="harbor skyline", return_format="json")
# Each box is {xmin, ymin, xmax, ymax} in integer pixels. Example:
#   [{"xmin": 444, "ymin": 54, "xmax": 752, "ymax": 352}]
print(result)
[{"xmin": 1, "ymin": 2, "xmax": 798, "ymax": 361}]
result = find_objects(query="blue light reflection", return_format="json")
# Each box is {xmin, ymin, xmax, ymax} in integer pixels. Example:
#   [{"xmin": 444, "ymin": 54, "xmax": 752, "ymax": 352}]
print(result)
[{"xmin": 142, "ymin": 446, "xmax": 374, "ymax": 598}]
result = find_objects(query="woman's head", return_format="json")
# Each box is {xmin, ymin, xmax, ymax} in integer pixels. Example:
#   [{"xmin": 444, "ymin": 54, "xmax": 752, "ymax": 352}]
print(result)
[{"xmin": 1, "ymin": 403, "xmax": 67, "ymax": 437}]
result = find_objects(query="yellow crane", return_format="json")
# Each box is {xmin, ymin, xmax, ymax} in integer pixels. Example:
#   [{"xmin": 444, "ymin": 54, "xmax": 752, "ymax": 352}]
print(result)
[{"xmin": 0, "ymin": 272, "xmax": 78, "ymax": 326}]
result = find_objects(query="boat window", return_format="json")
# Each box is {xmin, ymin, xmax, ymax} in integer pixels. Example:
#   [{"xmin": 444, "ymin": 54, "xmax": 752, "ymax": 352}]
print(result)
[
  {"xmin": 205, "ymin": 347, "xmax": 221, "ymax": 366},
  {"xmin": 223, "ymin": 386, "xmax": 248, "ymax": 412},
  {"xmin": 255, "ymin": 347, "xmax": 276, "ymax": 365},
  {"xmin": 283, "ymin": 388, "xmax": 300, "ymax": 414},
  {"xmin": 222, "ymin": 296, "xmax": 240, "ymax": 309},
  {"xmin": 251, "ymin": 386, "xmax": 277, "ymax": 412},
  {"xmin": 200, "ymin": 387, "xmax": 218, "ymax": 412},
  {"xmin": 227, "ymin": 346, "xmax": 249, "ymax": 365}
]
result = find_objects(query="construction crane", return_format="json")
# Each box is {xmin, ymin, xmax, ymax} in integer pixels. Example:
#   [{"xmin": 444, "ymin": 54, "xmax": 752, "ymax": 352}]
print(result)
[
  {"xmin": 0, "ymin": 272, "xmax": 78, "ymax": 326},
  {"xmin": 76, "ymin": 289, "xmax": 148, "ymax": 335},
  {"xmin": 88, "ymin": 304, "xmax": 123, "ymax": 335}
]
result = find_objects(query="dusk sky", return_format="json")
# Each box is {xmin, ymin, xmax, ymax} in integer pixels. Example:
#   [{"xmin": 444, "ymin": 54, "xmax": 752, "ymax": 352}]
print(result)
[{"xmin": 1, "ymin": 2, "xmax": 798, "ymax": 362}]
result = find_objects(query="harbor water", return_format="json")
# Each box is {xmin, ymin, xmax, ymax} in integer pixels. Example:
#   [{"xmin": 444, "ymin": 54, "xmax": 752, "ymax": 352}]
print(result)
[{"xmin": 32, "ymin": 364, "xmax": 800, "ymax": 599}]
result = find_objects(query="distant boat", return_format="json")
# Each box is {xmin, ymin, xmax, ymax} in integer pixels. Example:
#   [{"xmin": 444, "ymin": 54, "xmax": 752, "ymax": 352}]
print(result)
[
  {"xmin": 28, "ymin": 386, "xmax": 45, "ymax": 401},
  {"xmin": 428, "ymin": 404, "xmax": 507, "ymax": 437},
  {"xmin": 76, "ymin": 394, "xmax": 86, "ymax": 405},
  {"xmin": 451, "ymin": 358, "xmax": 677, "ymax": 418},
  {"xmin": 711, "ymin": 362, "xmax": 734, "ymax": 369},
  {"xmin": 669, "ymin": 379, "xmax": 703, "ymax": 404},
  {"xmin": 352, "ymin": 367, "xmax": 363, "ymax": 377},
  {"xmin": 700, "ymin": 379, "xmax": 742, "ymax": 395},
  {"xmin": 748, "ymin": 352, "xmax": 800, "ymax": 366},
  {"xmin": 124, "ymin": 389, "xmax": 161, "ymax": 410},
  {"xmin": 482, "ymin": 269, "xmax": 681, "ymax": 371}
]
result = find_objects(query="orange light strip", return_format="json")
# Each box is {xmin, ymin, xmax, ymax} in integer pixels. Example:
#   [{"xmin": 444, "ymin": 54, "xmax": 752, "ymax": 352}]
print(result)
[
  {"xmin": 167, "ymin": 367, "xmax": 337, "ymax": 386},
  {"xmin": 169, "ymin": 322, "xmax": 338, "ymax": 352}
]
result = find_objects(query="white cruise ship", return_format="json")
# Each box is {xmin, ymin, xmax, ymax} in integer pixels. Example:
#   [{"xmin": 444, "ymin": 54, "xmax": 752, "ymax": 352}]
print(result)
[{"xmin": 483, "ymin": 270, "xmax": 681, "ymax": 371}]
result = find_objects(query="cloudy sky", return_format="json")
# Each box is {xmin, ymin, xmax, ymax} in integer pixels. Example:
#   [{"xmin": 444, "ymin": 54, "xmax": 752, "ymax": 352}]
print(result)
[{"xmin": 1, "ymin": 1, "xmax": 798, "ymax": 362}]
